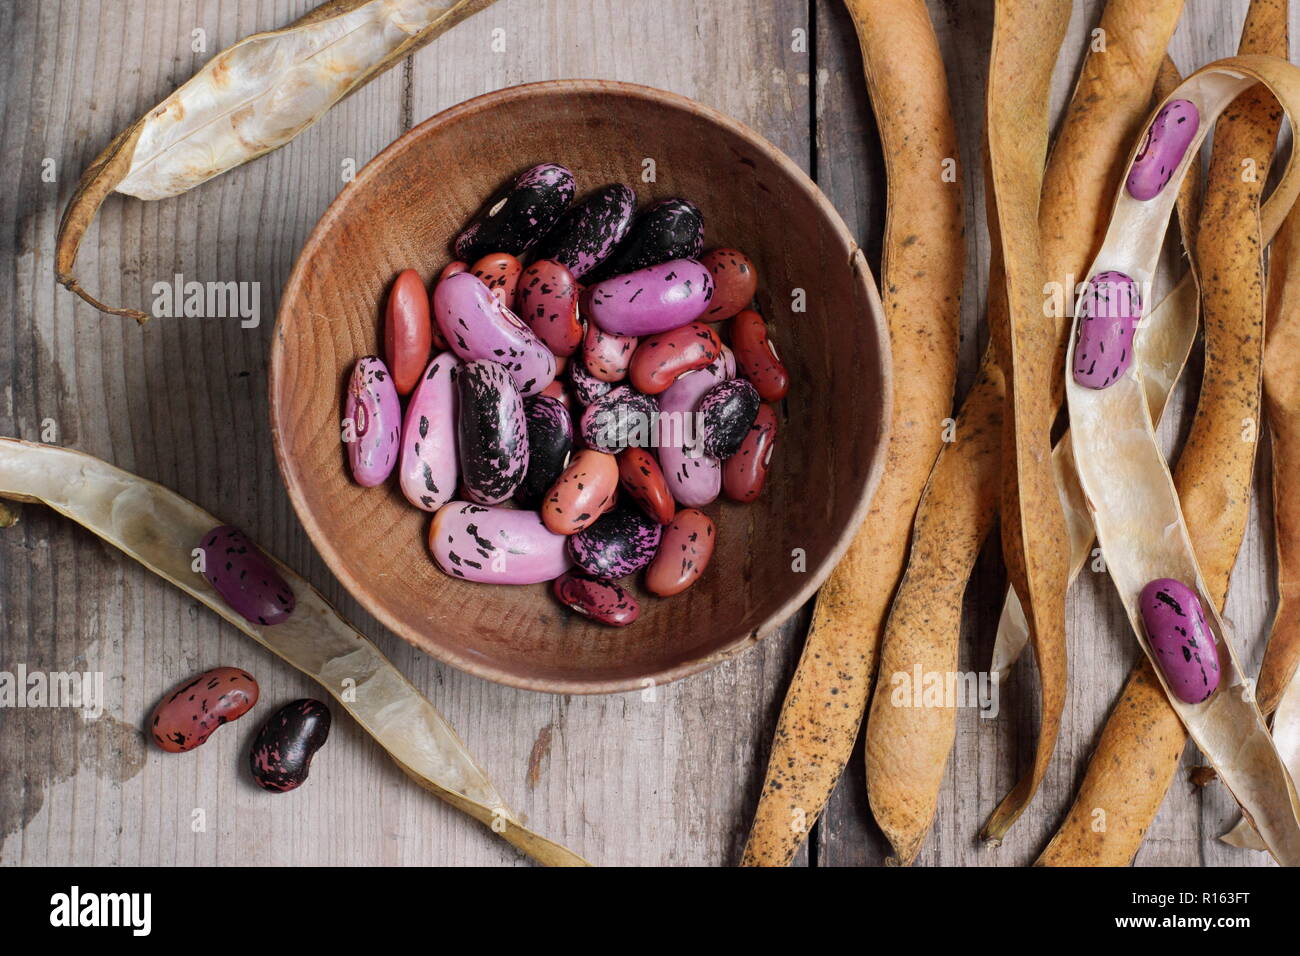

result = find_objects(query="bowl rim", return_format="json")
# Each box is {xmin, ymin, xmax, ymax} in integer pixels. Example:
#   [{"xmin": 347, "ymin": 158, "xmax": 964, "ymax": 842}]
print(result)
[{"xmin": 269, "ymin": 77, "xmax": 892, "ymax": 695}]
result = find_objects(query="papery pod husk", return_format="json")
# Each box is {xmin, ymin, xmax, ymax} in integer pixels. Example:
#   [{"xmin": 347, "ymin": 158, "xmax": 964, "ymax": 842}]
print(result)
[
  {"xmin": 979, "ymin": 0, "xmax": 1073, "ymax": 843},
  {"xmin": 740, "ymin": 0, "xmax": 963, "ymax": 867},
  {"xmin": 992, "ymin": 54, "xmax": 1201, "ymax": 682},
  {"xmin": 1062, "ymin": 54, "xmax": 1300, "ymax": 866},
  {"xmin": 55, "ymin": 0, "xmax": 496, "ymax": 322},
  {"xmin": 0, "ymin": 439, "xmax": 587, "ymax": 867}
]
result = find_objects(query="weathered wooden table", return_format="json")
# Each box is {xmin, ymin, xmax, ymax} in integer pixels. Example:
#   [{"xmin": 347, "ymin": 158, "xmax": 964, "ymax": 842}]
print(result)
[{"xmin": 0, "ymin": 0, "xmax": 1287, "ymax": 866}]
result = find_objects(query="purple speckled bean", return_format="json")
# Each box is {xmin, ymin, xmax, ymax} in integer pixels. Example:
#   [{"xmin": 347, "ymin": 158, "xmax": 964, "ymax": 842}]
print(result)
[
  {"xmin": 569, "ymin": 357, "xmax": 613, "ymax": 406},
  {"xmin": 579, "ymin": 385, "xmax": 659, "ymax": 454},
  {"xmin": 532, "ymin": 184, "xmax": 636, "ymax": 279},
  {"xmin": 456, "ymin": 360, "xmax": 529, "ymax": 505},
  {"xmin": 399, "ymin": 352, "xmax": 460, "ymax": 512},
  {"xmin": 1139, "ymin": 577, "xmax": 1221, "ymax": 704},
  {"xmin": 1126, "ymin": 99, "xmax": 1199, "ymax": 201},
  {"xmin": 586, "ymin": 258, "xmax": 715, "ymax": 336},
  {"xmin": 655, "ymin": 354, "xmax": 729, "ymax": 507},
  {"xmin": 568, "ymin": 507, "xmax": 663, "ymax": 580},
  {"xmin": 1072, "ymin": 271, "xmax": 1142, "ymax": 389},
  {"xmin": 429, "ymin": 501, "xmax": 572, "ymax": 584},
  {"xmin": 199, "ymin": 525, "xmax": 296, "ymax": 626},
  {"xmin": 434, "ymin": 272, "xmax": 556, "ymax": 396},
  {"xmin": 552, "ymin": 571, "xmax": 640, "ymax": 626},
  {"xmin": 344, "ymin": 356, "xmax": 401, "ymax": 487},
  {"xmin": 454, "ymin": 162, "xmax": 575, "ymax": 261}
]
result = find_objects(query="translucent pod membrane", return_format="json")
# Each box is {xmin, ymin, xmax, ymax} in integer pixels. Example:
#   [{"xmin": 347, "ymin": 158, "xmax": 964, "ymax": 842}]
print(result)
[{"xmin": 1064, "ymin": 57, "xmax": 1300, "ymax": 865}]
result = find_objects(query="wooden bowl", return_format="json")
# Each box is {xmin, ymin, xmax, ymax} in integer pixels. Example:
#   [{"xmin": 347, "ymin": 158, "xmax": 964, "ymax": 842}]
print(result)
[{"xmin": 270, "ymin": 80, "xmax": 890, "ymax": 694}]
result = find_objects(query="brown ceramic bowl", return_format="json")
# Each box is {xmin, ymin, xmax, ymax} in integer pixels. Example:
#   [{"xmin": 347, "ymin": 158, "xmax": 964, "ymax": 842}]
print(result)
[{"xmin": 270, "ymin": 79, "xmax": 890, "ymax": 694}]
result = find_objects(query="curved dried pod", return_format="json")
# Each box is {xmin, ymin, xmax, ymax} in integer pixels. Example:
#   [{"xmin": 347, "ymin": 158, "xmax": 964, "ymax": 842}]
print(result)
[
  {"xmin": 0, "ymin": 439, "xmax": 586, "ymax": 867},
  {"xmin": 979, "ymin": 0, "xmax": 1072, "ymax": 844},
  {"xmin": 1062, "ymin": 55, "xmax": 1300, "ymax": 866},
  {"xmin": 55, "ymin": 0, "xmax": 496, "ymax": 322},
  {"xmin": 992, "ymin": 54, "xmax": 1201, "ymax": 681},
  {"xmin": 1042, "ymin": 7, "xmax": 1293, "ymax": 866},
  {"xmin": 740, "ymin": 0, "xmax": 962, "ymax": 866}
]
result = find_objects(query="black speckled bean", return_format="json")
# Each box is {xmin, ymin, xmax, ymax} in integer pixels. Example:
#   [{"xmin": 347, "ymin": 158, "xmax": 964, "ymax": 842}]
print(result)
[
  {"xmin": 249, "ymin": 699, "xmax": 331, "ymax": 793},
  {"xmin": 569, "ymin": 357, "xmax": 614, "ymax": 406},
  {"xmin": 579, "ymin": 385, "xmax": 660, "ymax": 454},
  {"xmin": 585, "ymin": 198, "xmax": 704, "ymax": 281},
  {"xmin": 699, "ymin": 378, "xmax": 761, "ymax": 458},
  {"xmin": 515, "ymin": 394, "xmax": 574, "ymax": 507},
  {"xmin": 455, "ymin": 163, "xmax": 576, "ymax": 262},
  {"xmin": 456, "ymin": 360, "xmax": 529, "ymax": 505},
  {"xmin": 568, "ymin": 506, "xmax": 663, "ymax": 580},
  {"xmin": 532, "ymin": 184, "xmax": 636, "ymax": 279}
]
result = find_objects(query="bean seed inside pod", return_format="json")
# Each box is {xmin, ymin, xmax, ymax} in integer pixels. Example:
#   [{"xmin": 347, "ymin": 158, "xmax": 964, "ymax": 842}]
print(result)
[
  {"xmin": 1072, "ymin": 271, "xmax": 1142, "ymax": 390},
  {"xmin": 1138, "ymin": 577, "xmax": 1221, "ymax": 704},
  {"xmin": 199, "ymin": 525, "xmax": 296, "ymax": 626}
]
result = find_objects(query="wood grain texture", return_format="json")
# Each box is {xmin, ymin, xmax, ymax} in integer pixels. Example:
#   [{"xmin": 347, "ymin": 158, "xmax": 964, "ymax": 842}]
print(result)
[{"xmin": 0, "ymin": 0, "xmax": 1294, "ymax": 866}]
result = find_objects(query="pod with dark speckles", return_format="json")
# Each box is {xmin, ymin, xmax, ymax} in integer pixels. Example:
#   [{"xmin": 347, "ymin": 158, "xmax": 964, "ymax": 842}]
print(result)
[
  {"xmin": 471, "ymin": 252, "xmax": 523, "ymax": 309},
  {"xmin": 454, "ymin": 162, "xmax": 576, "ymax": 262},
  {"xmin": 580, "ymin": 385, "xmax": 659, "ymax": 454},
  {"xmin": 1139, "ymin": 578, "xmax": 1221, "ymax": 704},
  {"xmin": 434, "ymin": 271, "xmax": 555, "ymax": 396},
  {"xmin": 617, "ymin": 446, "xmax": 675, "ymax": 525},
  {"xmin": 569, "ymin": 358, "xmax": 613, "ymax": 406},
  {"xmin": 723, "ymin": 403, "xmax": 778, "ymax": 503},
  {"xmin": 1126, "ymin": 99, "xmax": 1200, "ymax": 201},
  {"xmin": 732, "ymin": 309, "xmax": 789, "ymax": 401},
  {"xmin": 543, "ymin": 449, "xmax": 619, "ymax": 535},
  {"xmin": 568, "ymin": 506, "xmax": 663, "ymax": 580},
  {"xmin": 515, "ymin": 394, "xmax": 573, "ymax": 508},
  {"xmin": 587, "ymin": 197, "xmax": 704, "ymax": 281},
  {"xmin": 629, "ymin": 321, "xmax": 721, "ymax": 395},
  {"xmin": 699, "ymin": 378, "xmax": 761, "ymax": 458},
  {"xmin": 398, "ymin": 352, "xmax": 460, "ymax": 512},
  {"xmin": 700, "ymin": 248, "xmax": 758, "ymax": 321},
  {"xmin": 150, "ymin": 666, "xmax": 259, "ymax": 753},
  {"xmin": 199, "ymin": 525, "xmax": 297, "ymax": 626},
  {"xmin": 553, "ymin": 571, "xmax": 639, "ymax": 626},
  {"xmin": 384, "ymin": 269, "xmax": 433, "ymax": 395},
  {"xmin": 344, "ymin": 356, "xmax": 401, "ymax": 487},
  {"xmin": 1071, "ymin": 271, "xmax": 1142, "ymax": 389},
  {"xmin": 249, "ymin": 698, "xmax": 331, "ymax": 793},
  {"xmin": 517, "ymin": 259, "xmax": 583, "ymax": 356},
  {"xmin": 587, "ymin": 258, "xmax": 714, "ymax": 336},
  {"xmin": 532, "ymin": 184, "xmax": 636, "ymax": 279},
  {"xmin": 656, "ymin": 355, "xmax": 728, "ymax": 507},
  {"xmin": 582, "ymin": 319, "xmax": 637, "ymax": 382},
  {"xmin": 645, "ymin": 508, "xmax": 715, "ymax": 597},
  {"xmin": 456, "ymin": 360, "xmax": 529, "ymax": 505},
  {"xmin": 429, "ymin": 501, "xmax": 571, "ymax": 584}
]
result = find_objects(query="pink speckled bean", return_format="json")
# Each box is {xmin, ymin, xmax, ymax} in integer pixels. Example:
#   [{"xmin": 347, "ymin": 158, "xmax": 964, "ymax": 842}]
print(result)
[
  {"xmin": 344, "ymin": 356, "xmax": 401, "ymax": 487},
  {"xmin": 429, "ymin": 501, "xmax": 571, "ymax": 585},
  {"xmin": 1139, "ymin": 578, "xmax": 1221, "ymax": 704},
  {"xmin": 398, "ymin": 352, "xmax": 460, "ymax": 512},
  {"xmin": 1126, "ymin": 99, "xmax": 1199, "ymax": 201},
  {"xmin": 1072, "ymin": 271, "xmax": 1142, "ymax": 389}
]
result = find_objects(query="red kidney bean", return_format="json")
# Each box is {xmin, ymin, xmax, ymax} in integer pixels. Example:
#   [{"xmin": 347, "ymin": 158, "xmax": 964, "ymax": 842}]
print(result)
[
  {"xmin": 543, "ymin": 449, "xmax": 619, "ymax": 535},
  {"xmin": 645, "ymin": 508, "xmax": 715, "ymax": 597},
  {"xmin": 628, "ymin": 321, "xmax": 721, "ymax": 395},
  {"xmin": 471, "ymin": 252, "xmax": 523, "ymax": 310},
  {"xmin": 723, "ymin": 403, "xmax": 778, "ymax": 503},
  {"xmin": 553, "ymin": 571, "xmax": 640, "ymax": 626},
  {"xmin": 617, "ymin": 447, "xmax": 675, "ymax": 525},
  {"xmin": 249, "ymin": 699, "xmax": 332, "ymax": 793},
  {"xmin": 1139, "ymin": 578, "xmax": 1221, "ymax": 703},
  {"xmin": 732, "ymin": 310, "xmax": 789, "ymax": 402},
  {"xmin": 700, "ymin": 248, "xmax": 758, "ymax": 321},
  {"xmin": 150, "ymin": 666, "xmax": 259, "ymax": 753},
  {"xmin": 582, "ymin": 319, "xmax": 637, "ymax": 383},
  {"xmin": 384, "ymin": 269, "xmax": 432, "ymax": 395}
]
